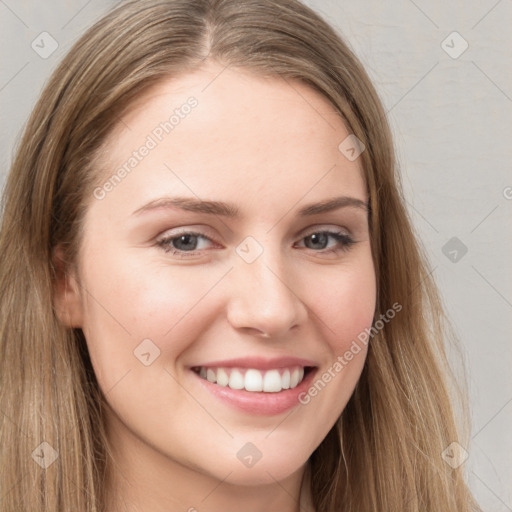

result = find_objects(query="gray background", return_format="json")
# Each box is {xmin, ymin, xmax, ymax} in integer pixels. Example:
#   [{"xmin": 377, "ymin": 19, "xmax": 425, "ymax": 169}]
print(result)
[{"xmin": 1, "ymin": 1, "xmax": 510, "ymax": 510}]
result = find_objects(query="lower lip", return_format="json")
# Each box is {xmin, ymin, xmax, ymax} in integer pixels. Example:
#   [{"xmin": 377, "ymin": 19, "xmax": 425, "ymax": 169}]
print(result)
[{"xmin": 192, "ymin": 368, "xmax": 318, "ymax": 416}]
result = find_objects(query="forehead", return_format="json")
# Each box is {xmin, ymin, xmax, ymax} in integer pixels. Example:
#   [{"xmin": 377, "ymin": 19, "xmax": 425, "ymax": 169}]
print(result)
[{"xmin": 93, "ymin": 61, "xmax": 367, "ymax": 217}]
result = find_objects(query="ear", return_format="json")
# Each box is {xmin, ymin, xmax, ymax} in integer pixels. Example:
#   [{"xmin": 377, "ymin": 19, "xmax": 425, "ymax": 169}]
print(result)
[{"xmin": 52, "ymin": 245, "xmax": 84, "ymax": 328}]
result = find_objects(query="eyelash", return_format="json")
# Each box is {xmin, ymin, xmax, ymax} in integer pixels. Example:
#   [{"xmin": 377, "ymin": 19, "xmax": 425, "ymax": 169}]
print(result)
[{"xmin": 156, "ymin": 229, "xmax": 355, "ymax": 258}]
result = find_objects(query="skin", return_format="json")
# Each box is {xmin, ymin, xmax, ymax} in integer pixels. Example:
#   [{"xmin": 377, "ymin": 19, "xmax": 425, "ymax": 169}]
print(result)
[{"xmin": 54, "ymin": 61, "xmax": 376, "ymax": 512}]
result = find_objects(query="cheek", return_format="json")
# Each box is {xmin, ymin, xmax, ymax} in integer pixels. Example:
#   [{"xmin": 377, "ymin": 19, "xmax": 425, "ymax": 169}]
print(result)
[
  {"xmin": 311, "ymin": 255, "xmax": 377, "ymax": 355},
  {"xmin": 283, "ymin": 254, "xmax": 376, "ymax": 455},
  {"xmin": 78, "ymin": 247, "xmax": 228, "ymax": 382}
]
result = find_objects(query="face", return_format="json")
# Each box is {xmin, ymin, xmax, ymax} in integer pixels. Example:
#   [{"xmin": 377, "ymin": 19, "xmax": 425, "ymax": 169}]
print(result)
[{"xmin": 57, "ymin": 62, "xmax": 376, "ymax": 489}]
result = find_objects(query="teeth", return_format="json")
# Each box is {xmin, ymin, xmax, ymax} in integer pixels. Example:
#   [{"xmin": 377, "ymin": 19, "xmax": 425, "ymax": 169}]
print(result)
[
  {"xmin": 195, "ymin": 366, "xmax": 308, "ymax": 393},
  {"xmin": 290, "ymin": 367, "xmax": 304, "ymax": 388},
  {"xmin": 263, "ymin": 369, "xmax": 282, "ymax": 392},
  {"xmin": 290, "ymin": 368, "xmax": 299, "ymax": 388},
  {"xmin": 228, "ymin": 369, "xmax": 244, "ymax": 390},
  {"xmin": 245, "ymin": 369, "xmax": 263, "ymax": 392},
  {"xmin": 282, "ymin": 369, "xmax": 290, "ymax": 389},
  {"xmin": 216, "ymin": 368, "xmax": 229, "ymax": 387}
]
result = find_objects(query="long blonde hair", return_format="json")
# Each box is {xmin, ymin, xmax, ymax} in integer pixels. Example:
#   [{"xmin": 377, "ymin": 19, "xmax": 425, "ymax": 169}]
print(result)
[{"xmin": 0, "ymin": 1, "xmax": 481, "ymax": 510}]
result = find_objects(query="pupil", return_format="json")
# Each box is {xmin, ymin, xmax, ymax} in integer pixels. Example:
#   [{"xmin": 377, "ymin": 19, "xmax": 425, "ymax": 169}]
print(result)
[
  {"xmin": 307, "ymin": 233, "xmax": 327, "ymax": 249},
  {"xmin": 174, "ymin": 234, "xmax": 197, "ymax": 251}
]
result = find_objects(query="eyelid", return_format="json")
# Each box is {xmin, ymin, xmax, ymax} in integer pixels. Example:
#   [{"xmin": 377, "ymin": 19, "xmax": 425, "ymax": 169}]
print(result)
[
  {"xmin": 156, "ymin": 226, "xmax": 217, "ymax": 242},
  {"xmin": 298, "ymin": 224, "xmax": 351, "ymax": 237}
]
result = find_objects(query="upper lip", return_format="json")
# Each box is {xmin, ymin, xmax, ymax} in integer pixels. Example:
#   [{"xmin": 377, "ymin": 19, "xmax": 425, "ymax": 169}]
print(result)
[{"xmin": 191, "ymin": 356, "xmax": 318, "ymax": 370}]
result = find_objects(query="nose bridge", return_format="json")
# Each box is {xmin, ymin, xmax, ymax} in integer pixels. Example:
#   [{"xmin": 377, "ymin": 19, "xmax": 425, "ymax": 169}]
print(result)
[{"xmin": 226, "ymin": 237, "xmax": 306, "ymax": 336}]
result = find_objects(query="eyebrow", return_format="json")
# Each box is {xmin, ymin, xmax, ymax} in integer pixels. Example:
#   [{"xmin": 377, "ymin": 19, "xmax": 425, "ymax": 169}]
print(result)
[{"xmin": 132, "ymin": 195, "xmax": 369, "ymax": 218}]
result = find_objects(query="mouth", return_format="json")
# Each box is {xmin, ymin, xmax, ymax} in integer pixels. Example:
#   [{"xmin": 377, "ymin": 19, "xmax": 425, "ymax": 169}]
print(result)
[
  {"xmin": 189, "ymin": 356, "xmax": 319, "ymax": 415},
  {"xmin": 191, "ymin": 365, "xmax": 315, "ymax": 393}
]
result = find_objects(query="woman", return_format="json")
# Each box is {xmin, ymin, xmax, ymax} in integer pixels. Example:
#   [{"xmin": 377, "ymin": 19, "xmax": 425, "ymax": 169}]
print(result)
[{"xmin": 0, "ymin": 0, "xmax": 481, "ymax": 510}]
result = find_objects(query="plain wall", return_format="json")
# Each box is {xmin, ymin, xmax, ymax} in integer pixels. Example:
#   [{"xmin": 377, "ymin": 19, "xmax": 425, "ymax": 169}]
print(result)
[{"xmin": 1, "ymin": 1, "xmax": 510, "ymax": 510}]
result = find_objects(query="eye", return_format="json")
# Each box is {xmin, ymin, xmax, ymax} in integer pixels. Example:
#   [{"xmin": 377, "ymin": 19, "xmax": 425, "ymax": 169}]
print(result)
[
  {"xmin": 296, "ymin": 230, "xmax": 355, "ymax": 254},
  {"xmin": 156, "ymin": 228, "xmax": 355, "ymax": 258},
  {"xmin": 156, "ymin": 231, "xmax": 214, "ymax": 256}
]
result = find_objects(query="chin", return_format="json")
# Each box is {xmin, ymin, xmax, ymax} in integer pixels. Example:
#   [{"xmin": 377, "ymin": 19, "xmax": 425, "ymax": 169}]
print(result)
[{"xmin": 211, "ymin": 444, "xmax": 310, "ymax": 486}]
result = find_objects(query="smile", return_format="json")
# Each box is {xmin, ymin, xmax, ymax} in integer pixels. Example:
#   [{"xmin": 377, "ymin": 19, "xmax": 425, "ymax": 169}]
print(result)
[{"xmin": 193, "ymin": 366, "xmax": 311, "ymax": 393}]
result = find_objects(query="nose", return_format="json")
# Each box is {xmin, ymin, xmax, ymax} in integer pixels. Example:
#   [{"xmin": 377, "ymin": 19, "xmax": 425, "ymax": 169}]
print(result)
[{"xmin": 226, "ymin": 247, "xmax": 308, "ymax": 339}]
